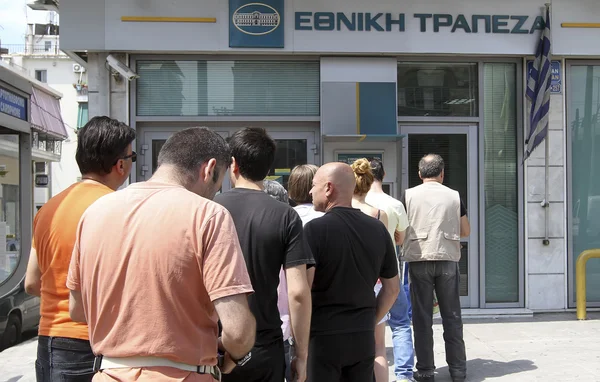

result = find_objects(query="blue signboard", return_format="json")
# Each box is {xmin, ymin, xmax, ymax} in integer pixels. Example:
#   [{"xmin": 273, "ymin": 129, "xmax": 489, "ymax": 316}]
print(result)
[
  {"xmin": 229, "ymin": 0, "xmax": 284, "ymax": 48},
  {"xmin": 0, "ymin": 86, "xmax": 27, "ymax": 120},
  {"xmin": 527, "ymin": 60, "xmax": 561, "ymax": 94}
]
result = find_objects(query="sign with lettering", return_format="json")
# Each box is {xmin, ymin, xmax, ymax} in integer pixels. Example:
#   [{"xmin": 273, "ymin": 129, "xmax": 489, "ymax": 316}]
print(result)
[
  {"xmin": 337, "ymin": 152, "xmax": 383, "ymax": 165},
  {"xmin": 0, "ymin": 87, "xmax": 27, "ymax": 121},
  {"xmin": 295, "ymin": 12, "xmax": 546, "ymax": 34},
  {"xmin": 527, "ymin": 60, "xmax": 561, "ymax": 94},
  {"xmin": 230, "ymin": 0, "xmax": 285, "ymax": 48}
]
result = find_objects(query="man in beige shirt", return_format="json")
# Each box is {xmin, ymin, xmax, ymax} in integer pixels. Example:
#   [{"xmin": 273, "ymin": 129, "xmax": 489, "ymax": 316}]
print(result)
[
  {"xmin": 402, "ymin": 154, "xmax": 470, "ymax": 382},
  {"xmin": 67, "ymin": 127, "xmax": 256, "ymax": 381}
]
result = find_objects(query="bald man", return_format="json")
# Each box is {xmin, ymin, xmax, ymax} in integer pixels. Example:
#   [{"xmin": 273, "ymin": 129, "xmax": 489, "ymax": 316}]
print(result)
[{"xmin": 304, "ymin": 163, "xmax": 400, "ymax": 382}]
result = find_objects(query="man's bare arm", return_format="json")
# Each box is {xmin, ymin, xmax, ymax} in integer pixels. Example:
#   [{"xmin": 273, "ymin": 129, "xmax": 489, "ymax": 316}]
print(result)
[
  {"xmin": 214, "ymin": 294, "xmax": 256, "ymax": 360},
  {"xmin": 376, "ymin": 276, "xmax": 400, "ymax": 324},
  {"xmin": 460, "ymin": 215, "xmax": 471, "ymax": 238},
  {"xmin": 25, "ymin": 248, "xmax": 42, "ymax": 297},
  {"xmin": 286, "ymin": 264, "xmax": 312, "ymax": 359},
  {"xmin": 69, "ymin": 290, "xmax": 86, "ymax": 323},
  {"xmin": 394, "ymin": 229, "xmax": 406, "ymax": 246}
]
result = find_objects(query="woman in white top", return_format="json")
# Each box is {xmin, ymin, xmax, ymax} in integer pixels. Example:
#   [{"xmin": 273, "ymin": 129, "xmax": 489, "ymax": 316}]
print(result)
[
  {"xmin": 289, "ymin": 164, "xmax": 325, "ymax": 225},
  {"xmin": 276, "ymin": 165, "xmax": 323, "ymax": 382},
  {"xmin": 351, "ymin": 158, "xmax": 390, "ymax": 382}
]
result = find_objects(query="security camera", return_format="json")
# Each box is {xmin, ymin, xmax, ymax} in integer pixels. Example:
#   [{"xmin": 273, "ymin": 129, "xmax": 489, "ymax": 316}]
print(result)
[{"xmin": 106, "ymin": 54, "xmax": 139, "ymax": 81}]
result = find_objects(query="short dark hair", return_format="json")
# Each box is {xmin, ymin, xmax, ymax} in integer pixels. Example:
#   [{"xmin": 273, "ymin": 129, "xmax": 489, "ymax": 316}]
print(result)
[
  {"xmin": 418, "ymin": 154, "xmax": 445, "ymax": 178},
  {"xmin": 157, "ymin": 127, "xmax": 231, "ymax": 183},
  {"xmin": 76, "ymin": 116, "xmax": 136, "ymax": 175},
  {"xmin": 369, "ymin": 158, "xmax": 385, "ymax": 182},
  {"xmin": 228, "ymin": 127, "xmax": 276, "ymax": 182}
]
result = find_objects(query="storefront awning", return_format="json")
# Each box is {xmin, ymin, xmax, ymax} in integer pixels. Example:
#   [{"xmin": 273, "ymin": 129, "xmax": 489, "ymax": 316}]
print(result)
[
  {"xmin": 323, "ymin": 134, "xmax": 406, "ymax": 142},
  {"xmin": 30, "ymin": 87, "xmax": 68, "ymax": 140}
]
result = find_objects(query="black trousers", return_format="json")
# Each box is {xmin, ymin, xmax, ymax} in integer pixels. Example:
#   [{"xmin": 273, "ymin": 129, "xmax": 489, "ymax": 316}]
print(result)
[
  {"xmin": 308, "ymin": 331, "xmax": 375, "ymax": 382},
  {"xmin": 409, "ymin": 261, "xmax": 467, "ymax": 380},
  {"xmin": 222, "ymin": 339, "xmax": 285, "ymax": 382}
]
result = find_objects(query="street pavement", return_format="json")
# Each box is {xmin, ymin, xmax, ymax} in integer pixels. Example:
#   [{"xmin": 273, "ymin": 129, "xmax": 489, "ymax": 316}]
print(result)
[{"xmin": 1, "ymin": 312, "xmax": 599, "ymax": 381}]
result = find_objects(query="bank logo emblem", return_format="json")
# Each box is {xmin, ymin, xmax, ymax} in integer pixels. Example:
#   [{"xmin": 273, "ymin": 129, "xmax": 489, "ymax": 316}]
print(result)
[
  {"xmin": 229, "ymin": 0, "xmax": 284, "ymax": 48},
  {"xmin": 233, "ymin": 3, "xmax": 280, "ymax": 36}
]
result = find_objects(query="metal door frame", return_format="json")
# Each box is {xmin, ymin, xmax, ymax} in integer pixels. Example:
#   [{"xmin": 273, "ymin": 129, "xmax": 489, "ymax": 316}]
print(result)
[{"xmin": 400, "ymin": 125, "xmax": 479, "ymax": 308}]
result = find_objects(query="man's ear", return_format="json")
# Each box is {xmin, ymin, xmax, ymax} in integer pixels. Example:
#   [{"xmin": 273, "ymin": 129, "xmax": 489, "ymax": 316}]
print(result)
[
  {"xmin": 115, "ymin": 159, "xmax": 125, "ymax": 176},
  {"xmin": 202, "ymin": 158, "xmax": 217, "ymax": 182},
  {"xmin": 230, "ymin": 157, "xmax": 238, "ymax": 175}
]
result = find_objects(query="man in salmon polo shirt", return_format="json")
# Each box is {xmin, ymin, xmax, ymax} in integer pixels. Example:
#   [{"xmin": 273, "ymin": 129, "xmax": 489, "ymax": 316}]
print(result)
[
  {"xmin": 67, "ymin": 127, "xmax": 256, "ymax": 382},
  {"xmin": 25, "ymin": 116, "xmax": 136, "ymax": 381}
]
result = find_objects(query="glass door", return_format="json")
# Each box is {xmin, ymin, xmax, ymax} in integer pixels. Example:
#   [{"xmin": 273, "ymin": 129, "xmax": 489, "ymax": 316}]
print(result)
[
  {"xmin": 140, "ymin": 130, "xmax": 317, "ymax": 192},
  {"xmin": 140, "ymin": 130, "xmax": 231, "ymax": 191},
  {"xmin": 267, "ymin": 131, "xmax": 317, "ymax": 190},
  {"xmin": 401, "ymin": 125, "xmax": 479, "ymax": 308}
]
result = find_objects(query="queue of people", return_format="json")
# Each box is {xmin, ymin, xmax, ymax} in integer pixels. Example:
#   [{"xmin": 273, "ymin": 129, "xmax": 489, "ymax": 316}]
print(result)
[{"xmin": 25, "ymin": 117, "xmax": 469, "ymax": 382}]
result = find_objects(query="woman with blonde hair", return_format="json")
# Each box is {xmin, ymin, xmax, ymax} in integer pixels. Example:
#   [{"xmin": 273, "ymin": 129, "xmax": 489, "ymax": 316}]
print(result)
[{"xmin": 351, "ymin": 158, "xmax": 390, "ymax": 382}]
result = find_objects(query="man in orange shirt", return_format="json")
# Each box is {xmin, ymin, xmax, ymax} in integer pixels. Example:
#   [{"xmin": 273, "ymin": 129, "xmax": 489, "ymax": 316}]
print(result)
[
  {"xmin": 25, "ymin": 116, "xmax": 136, "ymax": 381},
  {"xmin": 67, "ymin": 127, "xmax": 255, "ymax": 381}
]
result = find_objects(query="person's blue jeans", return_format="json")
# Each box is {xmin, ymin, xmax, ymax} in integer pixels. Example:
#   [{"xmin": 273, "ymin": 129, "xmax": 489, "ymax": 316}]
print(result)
[
  {"xmin": 388, "ymin": 272, "xmax": 415, "ymax": 380},
  {"xmin": 404, "ymin": 262, "xmax": 412, "ymax": 320},
  {"xmin": 36, "ymin": 335, "xmax": 95, "ymax": 382}
]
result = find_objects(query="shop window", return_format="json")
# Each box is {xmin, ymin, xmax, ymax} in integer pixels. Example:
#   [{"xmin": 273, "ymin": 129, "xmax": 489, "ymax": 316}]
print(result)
[
  {"xmin": 483, "ymin": 63, "xmax": 519, "ymax": 303},
  {"xmin": 569, "ymin": 64, "xmax": 600, "ymax": 303},
  {"xmin": 398, "ymin": 62, "xmax": 478, "ymax": 117},
  {"xmin": 136, "ymin": 60, "xmax": 320, "ymax": 117},
  {"xmin": 0, "ymin": 135, "xmax": 20, "ymax": 285}
]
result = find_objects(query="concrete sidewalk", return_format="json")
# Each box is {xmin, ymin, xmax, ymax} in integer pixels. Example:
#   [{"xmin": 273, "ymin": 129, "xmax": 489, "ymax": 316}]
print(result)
[
  {"xmin": 1, "ymin": 312, "xmax": 599, "ymax": 381},
  {"xmin": 386, "ymin": 312, "xmax": 600, "ymax": 381}
]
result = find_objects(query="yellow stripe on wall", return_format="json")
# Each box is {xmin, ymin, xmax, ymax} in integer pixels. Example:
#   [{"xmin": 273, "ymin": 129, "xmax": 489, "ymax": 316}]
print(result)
[
  {"xmin": 356, "ymin": 82, "xmax": 361, "ymax": 135},
  {"xmin": 561, "ymin": 22, "xmax": 600, "ymax": 28},
  {"xmin": 121, "ymin": 16, "xmax": 217, "ymax": 23}
]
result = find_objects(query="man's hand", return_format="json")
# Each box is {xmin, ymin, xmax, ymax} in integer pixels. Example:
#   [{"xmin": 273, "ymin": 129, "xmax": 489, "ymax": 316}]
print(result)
[
  {"xmin": 291, "ymin": 354, "xmax": 307, "ymax": 382},
  {"xmin": 220, "ymin": 352, "xmax": 237, "ymax": 374}
]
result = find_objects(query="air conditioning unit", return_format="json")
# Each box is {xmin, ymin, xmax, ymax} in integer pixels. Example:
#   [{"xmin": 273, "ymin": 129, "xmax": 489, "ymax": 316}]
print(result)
[{"xmin": 73, "ymin": 63, "xmax": 86, "ymax": 73}]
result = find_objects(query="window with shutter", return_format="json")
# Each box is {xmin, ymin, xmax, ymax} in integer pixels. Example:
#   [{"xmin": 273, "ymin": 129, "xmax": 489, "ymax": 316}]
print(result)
[{"xmin": 136, "ymin": 60, "xmax": 320, "ymax": 117}]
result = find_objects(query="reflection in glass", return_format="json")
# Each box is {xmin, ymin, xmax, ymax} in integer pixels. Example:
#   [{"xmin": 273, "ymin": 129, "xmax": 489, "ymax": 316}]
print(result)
[
  {"xmin": 0, "ymin": 135, "xmax": 20, "ymax": 285},
  {"xmin": 483, "ymin": 63, "xmax": 519, "ymax": 303},
  {"xmin": 137, "ymin": 61, "xmax": 320, "ymax": 117},
  {"xmin": 407, "ymin": 133, "xmax": 469, "ymax": 296},
  {"xmin": 268, "ymin": 140, "xmax": 308, "ymax": 190},
  {"xmin": 398, "ymin": 63, "xmax": 478, "ymax": 117},
  {"xmin": 570, "ymin": 65, "xmax": 600, "ymax": 302},
  {"xmin": 151, "ymin": 139, "xmax": 167, "ymax": 174}
]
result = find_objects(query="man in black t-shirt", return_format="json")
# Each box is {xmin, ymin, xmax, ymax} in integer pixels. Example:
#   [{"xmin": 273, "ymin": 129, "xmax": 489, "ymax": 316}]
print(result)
[
  {"xmin": 304, "ymin": 162, "xmax": 400, "ymax": 382},
  {"xmin": 215, "ymin": 127, "xmax": 313, "ymax": 382}
]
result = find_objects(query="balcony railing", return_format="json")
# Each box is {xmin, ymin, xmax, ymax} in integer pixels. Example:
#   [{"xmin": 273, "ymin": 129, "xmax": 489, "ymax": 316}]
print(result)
[{"xmin": 0, "ymin": 44, "xmax": 66, "ymax": 56}]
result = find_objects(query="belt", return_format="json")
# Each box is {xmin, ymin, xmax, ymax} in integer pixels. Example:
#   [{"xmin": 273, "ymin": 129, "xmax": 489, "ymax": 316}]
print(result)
[{"xmin": 93, "ymin": 355, "xmax": 222, "ymax": 381}]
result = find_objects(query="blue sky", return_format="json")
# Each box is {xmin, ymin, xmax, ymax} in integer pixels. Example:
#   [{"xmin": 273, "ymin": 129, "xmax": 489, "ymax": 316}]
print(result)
[{"xmin": 0, "ymin": 1, "xmax": 54, "ymax": 45}]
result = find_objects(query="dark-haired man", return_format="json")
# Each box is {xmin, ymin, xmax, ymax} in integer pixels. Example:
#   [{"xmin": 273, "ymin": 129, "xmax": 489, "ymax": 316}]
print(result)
[
  {"xmin": 402, "ymin": 154, "xmax": 470, "ymax": 382},
  {"xmin": 67, "ymin": 127, "xmax": 256, "ymax": 381},
  {"xmin": 366, "ymin": 157, "xmax": 414, "ymax": 382},
  {"xmin": 25, "ymin": 116, "xmax": 136, "ymax": 381},
  {"xmin": 215, "ymin": 127, "xmax": 313, "ymax": 382}
]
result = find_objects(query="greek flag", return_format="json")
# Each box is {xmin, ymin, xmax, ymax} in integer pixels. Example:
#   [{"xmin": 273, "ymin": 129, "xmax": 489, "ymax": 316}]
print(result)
[{"xmin": 525, "ymin": 4, "xmax": 551, "ymax": 160}]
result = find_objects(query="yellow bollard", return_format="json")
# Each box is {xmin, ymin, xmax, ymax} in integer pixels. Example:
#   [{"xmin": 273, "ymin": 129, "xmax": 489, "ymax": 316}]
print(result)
[{"xmin": 576, "ymin": 249, "xmax": 600, "ymax": 320}]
